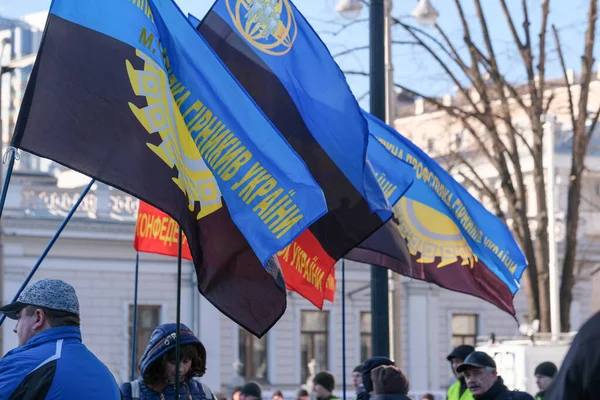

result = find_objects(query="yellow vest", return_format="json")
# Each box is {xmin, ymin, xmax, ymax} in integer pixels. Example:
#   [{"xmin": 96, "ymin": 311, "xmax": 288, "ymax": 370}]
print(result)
[{"xmin": 447, "ymin": 381, "xmax": 475, "ymax": 400}]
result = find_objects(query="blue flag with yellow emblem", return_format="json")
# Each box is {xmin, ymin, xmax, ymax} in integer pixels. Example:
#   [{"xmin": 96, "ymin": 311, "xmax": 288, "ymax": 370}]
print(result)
[
  {"xmin": 196, "ymin": 0, "xmax": 395, "ymax": 292},
  {"xmin": 347, "ymin": 112, "xmax": 527, "ymax": 316},
  {"xmin": 11, "ymin": 0, "xmax": 328, "ymax": 336}
]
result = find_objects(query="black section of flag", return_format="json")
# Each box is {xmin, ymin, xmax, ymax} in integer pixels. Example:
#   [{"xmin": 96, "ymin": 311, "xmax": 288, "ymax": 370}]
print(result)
[
  {"xmin": 12, "ymin": 14, "xmax": 285, "ymax": 337},
  {"xmin": 199, "ymin": 12, "xmax": 384, "ymax": 261},
  {"xmin": 346, "ymin": 220, "xmax": 516, "ymax": 316}
]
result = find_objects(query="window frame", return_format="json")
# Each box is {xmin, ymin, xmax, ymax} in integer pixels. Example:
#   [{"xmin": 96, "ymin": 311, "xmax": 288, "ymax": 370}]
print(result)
[
  {"xmin": 238, "ymin": 327, "xmax": 269, "ymax": 382},
  {"xmin": 300, "ymin": 310, "xmax": 330, "ymax": 383},
  {"xmin": 451, "ymin": 313, "xmax": 479, "ymax": 347},
  {"xmin": 128, "ymin": 304, "xmax": 162, "ymax": 377}
]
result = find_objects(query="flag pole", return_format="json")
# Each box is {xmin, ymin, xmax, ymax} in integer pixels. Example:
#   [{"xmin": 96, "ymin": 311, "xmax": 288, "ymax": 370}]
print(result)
[
  {"xmin": 0, "ymin": 178, "xmax": 95, "ymax": 327},
  {"xmin": 0, "ymin": 147, "xmax": 19, "ymax": 220},
  {"xmin": 130, "ymin": 252, "xmax": 140, "ymax": 381},
  {"xmin": 342, "ymin": 259, "xmax": 347, "ymax": 400},
  {"xmin": 369, "ymin": 0, "xmax": 390, "ymax": 358},
  {"xmin": 175, "ymin": 226, "xmax": 183, "ymax": 398}
]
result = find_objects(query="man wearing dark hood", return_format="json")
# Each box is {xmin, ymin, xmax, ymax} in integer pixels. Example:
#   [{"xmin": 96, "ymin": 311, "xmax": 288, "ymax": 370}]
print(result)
[
  {"xmin": 357, "ymin": 357, "xmax": 395, "ymax": 400},
  {"xmin": 446, "ymin": 345, "xmax": 475, "ymax": 400},
  {"xmin": 121, "ymin": 323, "xmax": 216, "ymax": 399}
]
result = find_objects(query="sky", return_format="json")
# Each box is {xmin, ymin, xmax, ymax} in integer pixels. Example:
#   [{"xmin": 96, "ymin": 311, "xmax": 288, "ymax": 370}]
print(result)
[{"xmin": 0, "ymin": 0, "xmax": 597, "ymax": 110}]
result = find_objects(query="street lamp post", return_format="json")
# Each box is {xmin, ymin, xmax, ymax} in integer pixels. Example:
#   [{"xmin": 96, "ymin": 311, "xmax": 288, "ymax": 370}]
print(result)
[
  {"xmin": 0, "ymin": 46, "xmax": 36, "ymax": 356},
  {"xmin": 0, "ymin": 37, "xmax": 11, "ymax": 356},
  {"xmin": 336, "ymin": 0, "xmax": 439, "ymax": 360},
  {"xmin": 544, "ymin": 117, "xmax": 561, "ymax": 340}
]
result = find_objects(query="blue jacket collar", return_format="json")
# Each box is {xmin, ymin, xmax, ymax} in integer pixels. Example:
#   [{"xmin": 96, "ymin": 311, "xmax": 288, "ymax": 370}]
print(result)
[
  {"xmin": 26, "ymin": 326, "xmax": 82, "ymax": 347},
  {"xmin": 5, "ymin": 326, "xmax": 81, "ymax": 358}
]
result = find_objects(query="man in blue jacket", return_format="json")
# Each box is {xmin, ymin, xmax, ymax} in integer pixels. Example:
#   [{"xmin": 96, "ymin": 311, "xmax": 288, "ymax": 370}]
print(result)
[{"xmin": 0, "ymin": 278, "xmax": 121, "ymax": 399}]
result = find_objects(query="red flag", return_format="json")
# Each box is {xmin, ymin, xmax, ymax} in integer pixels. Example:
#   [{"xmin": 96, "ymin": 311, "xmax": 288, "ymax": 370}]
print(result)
[
  {"xmin": 134, "ymin": 201, "xmax": 193, "ymax": 261},
  {"xmin": 277, "ymin": 231, "xmax": 336, "ymax": 308},
  {"xmin": 324, "ymin": 271, "xmax": 336, "ymax": 303}
]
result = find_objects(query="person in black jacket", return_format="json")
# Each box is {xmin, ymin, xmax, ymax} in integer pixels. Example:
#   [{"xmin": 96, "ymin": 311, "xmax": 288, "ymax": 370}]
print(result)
[
  {"xmin": 457, "ymin": 352, "xmax": 533, "ymax": 400},
  {"xmin": 543, "ymin": 311, "xmax": 600, "ymax": 400}
]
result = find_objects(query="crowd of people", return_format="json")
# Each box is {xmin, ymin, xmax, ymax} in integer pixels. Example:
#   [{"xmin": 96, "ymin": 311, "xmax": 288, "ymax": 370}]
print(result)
[{"xmin": 0, "ymin": 278, "xmax": 599, "ymax": 399}]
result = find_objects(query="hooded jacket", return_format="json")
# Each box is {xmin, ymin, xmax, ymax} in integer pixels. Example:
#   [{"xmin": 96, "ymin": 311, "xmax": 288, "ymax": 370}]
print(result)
[
  {"xmin": 357, "ymin": 357, "xmax": 396, "ymax": 400},
  {"xmin": 544, "ymin": 311, "xmax": 600, "ymax": 400},
  {"xmin": 121, "ymin": 323, "xmax": 213, "ymax": 400},
  {"xmin": 0, "ymin": 326, "xmax": 121, "ymax": 399}
]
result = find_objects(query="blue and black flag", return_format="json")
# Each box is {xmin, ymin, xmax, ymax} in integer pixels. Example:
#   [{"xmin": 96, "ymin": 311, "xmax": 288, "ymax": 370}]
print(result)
[
  {"xmin": 196, "ymin": 0, "xmax": 397, "ymax": 287},
  {"xmin": 12, "ymin": 0, "xmax": 332, "ymax": 336}
]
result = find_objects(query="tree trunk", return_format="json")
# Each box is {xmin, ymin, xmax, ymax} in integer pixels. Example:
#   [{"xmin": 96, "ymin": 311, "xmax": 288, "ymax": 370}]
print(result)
[
  {"xmin": 560, "ymin": 0, "xmax": 597, "ymax": 332},
  {"xmin": 560, "ymin": 171, "xmax": 583, "ymax": 332}
]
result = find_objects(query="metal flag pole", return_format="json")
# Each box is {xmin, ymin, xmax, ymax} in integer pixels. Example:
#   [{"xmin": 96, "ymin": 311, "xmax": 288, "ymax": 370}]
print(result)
[
  {"xmin": 0, "ymin": 178, "xmax": 95, "ymax": 327},
  {"xmin": 0, "ymin": 147, "xmax": 19, "ymax": 221},
  {"xmin": 370, "ymin": 0, "xmax": 390, "ymax": 358},
  {"xmin": 174, "ymin": 226, "xmax": 183, "ymax": 398},
  {"xmin": 130, "ymin": 252, "xmax": 140, "ymax": 381},
  {"xmin": 342, "ymin": 259, "xmax": 347, "ymax": 400}
]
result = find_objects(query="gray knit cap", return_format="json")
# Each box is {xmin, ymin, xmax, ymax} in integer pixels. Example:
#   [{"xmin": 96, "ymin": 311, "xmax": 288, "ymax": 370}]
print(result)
[{"xmin": 0, "ymin": 279, "xmax": 80, "ymax": 319}]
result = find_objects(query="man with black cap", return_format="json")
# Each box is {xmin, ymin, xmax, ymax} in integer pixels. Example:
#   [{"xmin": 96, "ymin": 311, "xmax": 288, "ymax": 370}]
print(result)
[
  {"xmin": 313, "ymin": 371, "xmax": 338, "ymax": 400},
  {"xmin": 457, "ymin": 351, "xmax": 533, "ymax": 400},
  {"xmin": 240, "ymin": 382, "xmax": 263, "ymax": 400},
  {"xmin": 0, "ymin": 278, "xmax": 121, "ymax": 399},
  {"xmin": 446, "ymin": 345, "xmax": 475, "ymax": 400},
  {"xmin": 533, "ymin": 362, "xmax": 557, "ymax": 399}
]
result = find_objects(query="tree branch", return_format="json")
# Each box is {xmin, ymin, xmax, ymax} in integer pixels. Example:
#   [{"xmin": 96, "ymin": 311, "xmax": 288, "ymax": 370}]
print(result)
[
  {"xmin": 452, "ymin": 152, "xmax": 505, "ymax": 220},
  {"xmin": 321, "ymin": 18, "xmax": 368, "ymax": 36},
  {"xmin": 499, "ymin": 0, "xmax": 525, "ymax": 50},
  {"xmin": 587, "ymin": 103, "xmax": 600, "ymax": 143},
  {"xmin": 513, "ymin": 127, "xmax": 535, "ymax": 158},
  {"xmin": 537, "ymin": 0, "xmax": 551, "ymax": 102},
  {"xmin": 397, "ymin": 22, "xmax": 484, "ymax": 115},
  {"xmin": 543, "ymin": 91, "xmax": 555, "ymax": 115},
  {"xmin": 578, "ymin": 0, "xmax": 598, "ymax": 153},
  {"xmin": 333, "ymin": 45, "xmax": 370, "ymax": 58},
  {"xmin": 552, "ymin": 25, "xmax": 577, "ymax": 138}
]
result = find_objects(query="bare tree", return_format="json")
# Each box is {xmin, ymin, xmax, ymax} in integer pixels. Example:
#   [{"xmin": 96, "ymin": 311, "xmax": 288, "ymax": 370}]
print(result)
[{"xmin": 339, "ymin": 0, "xmax": 598, "ymax": 332}]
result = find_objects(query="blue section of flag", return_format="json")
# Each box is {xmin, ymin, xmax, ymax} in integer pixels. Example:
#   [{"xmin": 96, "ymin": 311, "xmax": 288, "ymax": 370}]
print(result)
[
  {"xmin": 50, "ymin": 0, "xmax": 327, "ymax": 265},
  {"xmin": 367, "ymin": 135, "xmax": 414, "ymax": 207},
  {"xmin": 208, "ymin": 0, "xmax": 391, "ymax": 216},
  {"xmin": 363, "ymin": 111, "xmax": 527, "ymax": 294}
]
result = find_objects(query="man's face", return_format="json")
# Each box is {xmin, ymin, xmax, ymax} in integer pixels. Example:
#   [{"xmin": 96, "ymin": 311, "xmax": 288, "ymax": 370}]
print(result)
[
  {"xmin": 233, "ymin": 391, "xmax": 241, "ymax": 400},
  {"xmin": 451, "ymin": 358, "xmax": 464, "ymax": 378},
  {"xmin": 464, "ymin": 367, "xmax": 497, "ymax": 396},
  {"xmin": 536, "ymin": 374, "xmax": 553, "ymax": 392},
  {"xmin": 14, "ymin": 309, "xmax": 40, "ymax": 346},
  {"xmin": 313, "ymin": 384, "xmax": 330, "ymax": 399},
  {"xmin": 352, "ymin": 371, "xmax": 362, "ymax": 390},
  {"xmin": 241, "ymin": 394, "xmax": 258, "ymax": 400}
]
